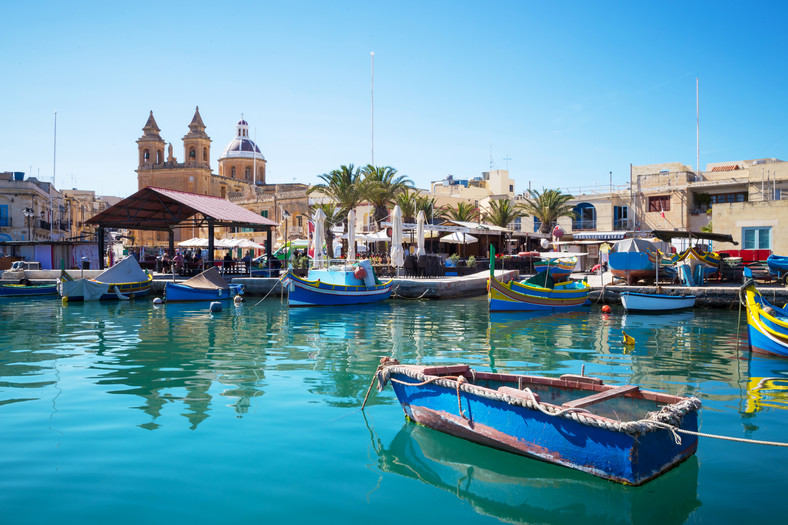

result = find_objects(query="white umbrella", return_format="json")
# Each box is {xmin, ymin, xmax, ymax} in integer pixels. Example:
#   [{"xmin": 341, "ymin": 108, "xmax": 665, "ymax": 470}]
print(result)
[
  {"xmin": 347, "ymin": 208, "xmax": 356, "ymax": 262},
  {"xmin": 440, "ymin": 232, "xmax": 478, "ymax": 244},
  {"xmin": 177, "ymin": 237, "xmax": 201, "ymax": 247},
  {"xmin": 366, "ymin": 230, "xmax": 390, "ymax": 241},
  {"xmin": 390, "ymin": 205, "xmax": 404, "ymax": 268},
  {"xmin": 235, "ymin": 238, "xmax": 264, "ymax": 250},
  {"xmin": 312, "ymin": 208, "xmax": 326, "ymax": 268},
  {"xmin": 416, "ymin": 210, "xmax": 426, "ymax": 256}
]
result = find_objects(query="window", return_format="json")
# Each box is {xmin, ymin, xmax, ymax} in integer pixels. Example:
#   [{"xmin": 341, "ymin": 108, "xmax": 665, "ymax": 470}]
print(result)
[
  {"xmin": 231, "ymin": 167, "xmax": 236, "ymax": 178},
  {"xmin": 614, "ymin": 206, "xmax": 629, "ymax": 230},
  {"xmin": 533, "ymin": 216, "xmax": 542, "ymax": 233},
  {"xmin": 143, "ymin": 149, "xmax": 150, "ymax": 162},
  {"xmin": 0, "ymin": 204, "xmax": 8, "ymax": 227},
  {"xmin": 260, "ymin": 210, "xmax": 269, "ymax": 218},
  {"xmin": 245, "ymin": 167, "xmax": 251, "ymax": 180},
  {"xmin": 189, "ymin": 148, "xmax": 196, "ymax": 158},
  {"xmin": 297, "ymin": 216, "xmax": 303, "ymax": 227},
  {"xmin": 742, "ymin": 227, "xmax": 771, "ymax": 250},
  {"xmin": 710, "ymin": 192, "xmax": 747, "ymax": 204},
  {"xmin": 648, "ymin": 195, "xmax": 670, "ymax": 212},
  {"xmin": 203, "ymin": 148, "xmax": 208, "ymax": 161},
  {"xmin": 507, "ymin": 217, "xmax": 521, "ymax": 231}
]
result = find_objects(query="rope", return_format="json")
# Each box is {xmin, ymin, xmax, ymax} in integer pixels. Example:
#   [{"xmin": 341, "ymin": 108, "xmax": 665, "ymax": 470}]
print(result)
[
  {"xmin": 250, "ymin": 274, "xmax": 287, "ymax": 308},
  {"xmin": 392, "ymin": 288, "xmax": 430, "ymax": 300},
  {"xmin": 646, "ymin": 420, "xmax": 788, "ymax": 447}
]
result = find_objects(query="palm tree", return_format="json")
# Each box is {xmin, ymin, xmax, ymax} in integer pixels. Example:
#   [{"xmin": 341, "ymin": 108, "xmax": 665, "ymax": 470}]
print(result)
[
  {"xmin": 415, "ymin": 194, "xmax": 438, "ymax": 223},
  {"xmin": 439, "ymin": 201, "xmax": 481, "ymax": 223},
  {"xmin": 309, "ymin": 202, "xmax": 345, "ymax": 258},
  {"xmin": 307, "ymin": 164, "xmax": 367, "ymax": 216},
  {"xmin": 517, "ymin": 188, "xmax": 576, "ymax": 234},
  {"xmin": 483, "ymin": 199, "xmax": 521, "ymax": 228},
  {"xmin": 394, "ymin": 190, "xmax": 417, "ymax": 223},
  {"xmin": 360, "ymin": 165, "xmax": 413, "ymax": 228}
]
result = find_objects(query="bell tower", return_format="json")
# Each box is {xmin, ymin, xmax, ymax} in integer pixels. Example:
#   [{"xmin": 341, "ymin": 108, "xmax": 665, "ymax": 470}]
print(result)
[
  {"xmin": 183, "ymin": 106, "xmax": 211, "ymax": 168},
  {"xmin": 137, "ymin": 111, "xmax": 165, "ymax": 169}
]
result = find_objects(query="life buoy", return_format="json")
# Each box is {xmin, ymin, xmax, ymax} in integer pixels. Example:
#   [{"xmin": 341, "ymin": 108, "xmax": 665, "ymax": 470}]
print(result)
[{"xmin": 354, "ymin": 266, "xmax": 367, "ymax": 280}]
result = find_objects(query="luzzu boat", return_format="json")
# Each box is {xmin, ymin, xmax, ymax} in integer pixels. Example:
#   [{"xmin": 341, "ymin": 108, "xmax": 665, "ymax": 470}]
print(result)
[
  {"xmin": 533, "ymin": 256, "xmax": 576, "ymax": 281},
  {"xmin": 767, "ymin": 254, "xmax": 788, "ymax": 285},
  {"xmin": 283, "ymin": 259, "xmax": 392, "ymax": 307},
  {"xmin": 0, "ymin": 282, "xmax": 58, "ymax": 297},
  {"xmin": 741, "ymin": 279, "xmax": 788, "ymax": 358},
  {"xmin": 164, "ymin": 267, "xmax": 243, "ymax": 302},
  {"xmin": 488, "ymin": 270, "xmax": 590, "ymax": 312},
  {"xmin": 376, "ymin": 361, "xmax": 702, "ymax": 485},
  {"xmin": 59, "ymin": 255, "xmax": 153, "ymax": 301}
]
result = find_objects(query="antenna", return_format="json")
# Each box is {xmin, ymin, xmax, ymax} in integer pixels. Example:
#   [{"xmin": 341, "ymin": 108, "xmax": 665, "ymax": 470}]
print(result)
[
  {"xmin": 53, "ymin": 111, "xmax": 57, "ymax": 187},
  {"xmin": 489, "ymin": 145, "xmax": 496, "ymax": 170},
  {"xmin": 696, "ymin": 78, "xmax": 700, "ymax": 176},
  {"xmin": 503, "ymin": 155, "xmax": 511, "ymax": 170}
]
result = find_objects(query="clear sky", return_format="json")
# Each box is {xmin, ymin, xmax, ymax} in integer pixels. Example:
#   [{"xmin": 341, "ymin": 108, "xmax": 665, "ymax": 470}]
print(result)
[{"xmin": 2, "ymin": 1, "xmax": 787, "ymax": 198}]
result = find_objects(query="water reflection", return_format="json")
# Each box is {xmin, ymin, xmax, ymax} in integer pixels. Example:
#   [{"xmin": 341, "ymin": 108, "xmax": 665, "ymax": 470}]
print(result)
[
  {"xmin": 371, "ymin": 420, "xmax": 700, "ymax": 525},
  {"xmin": 743, "ymin": 353, "xmax": 788, "ymax": 414}
]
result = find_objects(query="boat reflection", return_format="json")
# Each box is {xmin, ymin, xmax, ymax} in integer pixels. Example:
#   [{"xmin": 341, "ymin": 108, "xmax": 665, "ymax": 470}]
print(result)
[
  {"xmin": 372, "ymin": 422, "xmax": 700, "ymax": 525},
  {"xmin": 744, "ymin": 353, "xmax": 788, "ymax": 414}
]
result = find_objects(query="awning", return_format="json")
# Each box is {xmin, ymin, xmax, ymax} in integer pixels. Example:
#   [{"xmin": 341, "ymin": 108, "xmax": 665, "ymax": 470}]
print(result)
[
  {"xmin": 571, "ymin": 231, "xmax": 628, "ymax": 240},
  {"xmin": 650, "ymin": 230, "xmax": 737, "ymax": 245}
]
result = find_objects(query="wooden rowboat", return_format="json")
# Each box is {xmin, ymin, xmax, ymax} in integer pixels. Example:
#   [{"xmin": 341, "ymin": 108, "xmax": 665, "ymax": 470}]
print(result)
[{"xmin": 377, "ymin": 362, "xmax": 701, "ymax": 485}]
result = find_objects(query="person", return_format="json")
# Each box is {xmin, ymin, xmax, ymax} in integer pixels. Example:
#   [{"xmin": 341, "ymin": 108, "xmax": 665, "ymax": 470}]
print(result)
[
  {"xmin": 161, "ymin": 253, "xmax": 172, "ymax": 273},
  {"xmin": 224, "ymin": 251, "xmax": 233, "ymax": 268},
  {"xmin": 193, "ymin": 248, "xmax": 203, "ymax": 270},
  {"xmin": 173, "ymin": 251, "xmax": 184, "ymax": 274}
]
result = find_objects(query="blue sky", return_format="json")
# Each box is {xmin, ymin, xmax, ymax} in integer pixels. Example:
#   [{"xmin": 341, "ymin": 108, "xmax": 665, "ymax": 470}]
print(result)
[{"xmin": 2, "ymin": 1, "xmax": 786, "ymax": 198}]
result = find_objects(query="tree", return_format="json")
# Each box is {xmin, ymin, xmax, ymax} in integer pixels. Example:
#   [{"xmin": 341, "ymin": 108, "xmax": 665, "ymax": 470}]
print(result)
[
  {"xmin": 361, "ymin": 165, "xmax": 413, "ymax": 228},
  {"xmin": 307, "ymin": 164, "xmax": 367, "ymax": 216},
  {"xmin": 415, "ymin": 194, "xmax": 438, "ymax": 222},
  {"xmin": 394, "ymin": 190, "xmax": 418, "ymax": 223},
  {"xmin": 518, "ymin": 188, "xmax": 576, "ymax": 234},
  {"xmin": 439, "ymin": 201, "xmax": 481, "ymax": 223},
  {"xmin": 483, "ymin": 199, "xmax": 521, "ymax": 228}
]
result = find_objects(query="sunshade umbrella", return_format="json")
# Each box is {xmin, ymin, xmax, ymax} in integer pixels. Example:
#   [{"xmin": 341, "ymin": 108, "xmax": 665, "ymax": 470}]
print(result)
[
  {"xmin": 347, "ymin": 208, "xmax": 356, "ymax": 261},
  {"xmin": 366, "ymin": 230, "xmax": 391, "ymax": 242},
  {"xmin": 177, "ymin": 237, "xmax": 201, "ymax": 247},
  {"xmin": 390, "ymin": 205, "xmax": 404, "ymax": 269},
  {"xmin": 416, "ymin": 210, "xmax": 426, "ymax": 256},
  {"xmin": 312, "ymin": 208, "xmax": 326, "ymax": 268},
  {"xmin": 440, "ymin": 232, "xmax": 478, "ymax": 244}
]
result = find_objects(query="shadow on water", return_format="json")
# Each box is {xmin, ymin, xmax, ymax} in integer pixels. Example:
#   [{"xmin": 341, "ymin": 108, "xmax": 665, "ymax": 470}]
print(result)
[{"xmin": 369, "ymin": 420, "xmax": 700, "ymax": 525}]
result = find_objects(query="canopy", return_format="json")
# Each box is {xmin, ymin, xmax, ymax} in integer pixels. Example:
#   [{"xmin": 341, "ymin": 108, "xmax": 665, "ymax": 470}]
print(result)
[
  {"xmin": 611, "ymin": 238, "xmax": 655, "ymax": 253},
  {"xmin": 178, "ymin": 238, "xmax": 232, "ymax": 249},
  {"xmin": 650, "ymin": 230, "xmax": 737, "ymax": 245},
  {"xmin": 94, "ymin": 255, "xmax": 148, "ymax": 284},
  {"xmin": 181, "ymin": 267, "xmax": 229, "ymax": 290},
  {"xmin": 366, "ymin": 230, "xmax": 391, "ymax": 242},
  {"xmin": 440, "ymin": 232, "xmax": 478, "ymax": 244}
]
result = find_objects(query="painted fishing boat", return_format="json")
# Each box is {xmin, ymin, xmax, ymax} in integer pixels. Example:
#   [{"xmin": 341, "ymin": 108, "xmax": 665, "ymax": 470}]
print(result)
[
  {"xmin": 741, "ymin": 279, "xmax": 788, "ymax": 358},
  {"xmin": 620, "ymin": 292, "xmax": 695, "ymax": 312},
  {"xmin": 283, "ymin": 259, "xmax": 392, "ymax": 307},
  {"xmin": 608, "ymin": 238, "xmax": 657, "ymax": 285},
  {"xmin": 164, "ymin": 267, "xmax": 243, "ymax": 302},
  {"xmin": 488, "ymin": 271, "xmax": 590, "ymax": 312},
  {"xmin": 534, "ymin": 256, "xmax": 577, "ymax": 281},
  {"xmin": 0, "ymin": 282, "xmax": 58, "ymax": 297},
  {"xmin": 59, "ymin": 255, "xmax": 153, "ymax": 301},
  {"xmin": 376, "ymin": 362, "xmax": 701, "ymax": 485},
  {"xmin": 767, "ymin": 254, "xmax": 788, "ymax": 284}
]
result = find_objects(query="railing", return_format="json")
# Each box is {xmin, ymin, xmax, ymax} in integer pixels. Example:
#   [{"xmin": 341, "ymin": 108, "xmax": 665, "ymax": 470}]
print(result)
[
  {"xmin": 613, "ymin": 218, "xmax": 631, "ymax": 230},
  {"xmin": 571, "ymin": 220, "xmax": 597, "ymax": 231}
]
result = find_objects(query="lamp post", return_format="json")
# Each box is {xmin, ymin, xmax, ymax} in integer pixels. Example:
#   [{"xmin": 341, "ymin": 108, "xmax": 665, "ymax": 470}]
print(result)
[
  {"xmin": 23, "ymin": 207, "xmax": 34, "ymax": 241},
  {"xmin": 282, "ymin": 209, "xmax": 291, "ymax": 267}
]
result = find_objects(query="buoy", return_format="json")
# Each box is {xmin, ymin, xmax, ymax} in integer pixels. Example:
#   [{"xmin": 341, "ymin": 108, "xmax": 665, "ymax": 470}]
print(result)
[
  {"xmin": 152, "ymin": 297, "xmax": 163, "ymax": 305},
  {"xmin": 209, "ymin": 301, "xmax": 222, "ymax": 313},
  {"xmin": 61, "ymin": 296, "xmax": 68, "ymax": 305},
  {"xmin": 234, "ymin": 295, "xmax": 243, "ymax": 305},
  {"xmin": 601, "ymin": 304, "xmax": 612, "ymax": 314},
  {"xmin": 354, "ymin": 266, "xmax": 367, "ymax": 280},
  {"xmin": 622, "ymin": 331, "xmax": 636, "ymax": 345}
]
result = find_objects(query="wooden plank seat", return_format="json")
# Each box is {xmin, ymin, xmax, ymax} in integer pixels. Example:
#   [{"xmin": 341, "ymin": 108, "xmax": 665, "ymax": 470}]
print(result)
[{"xmin": 562, "ymin": 384, "xmax": 639, "ymax": 409}]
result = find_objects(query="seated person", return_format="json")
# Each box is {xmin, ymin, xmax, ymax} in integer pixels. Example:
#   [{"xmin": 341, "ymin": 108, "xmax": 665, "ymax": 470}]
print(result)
[
  {"xmin": 173, "ymin": 252, "xmax": 184, "ymax": 273},
  {"xmin": 193, "ymin": 249, "xmax": 203, "ymax": 269}
]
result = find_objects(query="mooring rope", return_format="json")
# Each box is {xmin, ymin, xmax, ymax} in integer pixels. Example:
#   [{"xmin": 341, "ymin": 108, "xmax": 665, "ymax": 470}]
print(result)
[
  {"xmin": 250, "ymin": 274, "xmax": 288, "ymax": 308},
  {"xmin": 646, "ymin": 420, "xmax": 788, "ymax": 447},
  {"xmin": 391, "ymin": 288, "xmax": 430, "ymax": 300}
]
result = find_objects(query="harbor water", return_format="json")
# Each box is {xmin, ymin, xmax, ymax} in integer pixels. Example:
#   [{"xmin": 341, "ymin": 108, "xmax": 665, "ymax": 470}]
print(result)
[{"xmin": 1, "ymin": 295, "xmax": 787, "ymax": 524}]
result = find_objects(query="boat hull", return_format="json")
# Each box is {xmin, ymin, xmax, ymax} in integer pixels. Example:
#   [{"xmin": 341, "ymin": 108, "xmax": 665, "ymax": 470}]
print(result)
[
  {"xmin": 743, "ymin": 283, "xmax": 788, "ymax": 357},
  {"xmin": 0, "ymin": 284, "xmax": 58, "ymax": 297},
  {"xmin": 165, "ymin": 282, "xmax": 243, "ymax": 302},
  {"xmin": 488, "ymin": 276, "xmax": 589, "ymax": 312},
  {"xmin": 609, "ymin": 252, "xmax": 655, "ymax": 283},
  {"xmin": 285, "ymin": 271, "xmax": 392, "ymax": 307},
  {"xmin": 383, "ymin": 365, "xmax": 700, "ymax": 485},
  {"xmin": 620, "ymin": 292, "xmax": 696, "ymax": 312}
]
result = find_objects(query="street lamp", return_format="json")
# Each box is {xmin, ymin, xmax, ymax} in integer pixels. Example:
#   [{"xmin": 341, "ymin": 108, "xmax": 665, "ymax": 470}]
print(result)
[
  {"xmin": 282, "ymin": 210, "xmax": 291, "ymax": 266},
  {"xmin": 23, "ymin": 207, "xmax": 34, "ymax": 241}
]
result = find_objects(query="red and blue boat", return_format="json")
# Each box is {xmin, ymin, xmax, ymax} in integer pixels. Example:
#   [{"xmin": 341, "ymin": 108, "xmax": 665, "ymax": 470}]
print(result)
[
  {"xmin": 284, "ymin": 259, "xmax": 392, "ymax": 307},
  {"xmin": 376, "ymin": 362, "xmax": 701, "ymax": 485},
  {"xmin": 488, "ymin": 271, "xmax": 590, "ymax": 312}
]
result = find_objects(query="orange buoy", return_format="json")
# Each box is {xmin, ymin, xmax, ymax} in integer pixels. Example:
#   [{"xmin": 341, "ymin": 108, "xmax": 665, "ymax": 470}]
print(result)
[
  {"xmin": 601, "ymin": 305, "xmax": 612, "ymax": 314},
  {"xmin": 354, "ymin": 266, "xmax": 367, "ymax": 280}
]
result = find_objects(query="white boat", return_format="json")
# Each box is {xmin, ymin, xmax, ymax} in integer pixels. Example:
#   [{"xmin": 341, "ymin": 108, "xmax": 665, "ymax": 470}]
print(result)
[{"xmin": 620, "ymin": 291, "xmax": 695, "ymax": 312}]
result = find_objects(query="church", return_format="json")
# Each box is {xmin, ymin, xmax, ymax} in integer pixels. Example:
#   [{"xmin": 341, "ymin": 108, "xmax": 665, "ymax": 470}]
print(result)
[{"xmin": 134, "ymin": 107, "xmax": 309, "ymax": 249}]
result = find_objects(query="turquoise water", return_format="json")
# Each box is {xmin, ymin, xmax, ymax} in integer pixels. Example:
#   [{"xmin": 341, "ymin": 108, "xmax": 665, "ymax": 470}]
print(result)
[{"xmin": 1, "ymin": 295, "xmax": 787, "ymax": 524}]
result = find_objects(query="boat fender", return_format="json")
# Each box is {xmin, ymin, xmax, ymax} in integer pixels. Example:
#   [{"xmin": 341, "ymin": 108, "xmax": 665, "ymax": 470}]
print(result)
[
  {"xmin": 61, "ymin": 296, "xmax": 68, "ymax": 305},
  {"xmin": 234, "ymin": 295, "xmax": 243, "ymax": 305},
  {"xmin": 152, "ymin": 297, "xmax": 163, "ymax": 305},
  {"xmin": 209, "ymin": 301, "xmax": 222, "ymax": 313},
  {"xmin": 354, "ymin": 266, "xmax": 367, "ymax": 280}
]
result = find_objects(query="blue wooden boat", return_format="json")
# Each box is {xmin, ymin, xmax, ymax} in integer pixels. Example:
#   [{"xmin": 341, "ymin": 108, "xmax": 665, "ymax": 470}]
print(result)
[
  {"xmin": 284, "ymin": 259, "xmax": 392, "ymax": 307},
  {"xmin": 377, "ymin": 362, "xmax": 701, "ymax": 485},
  {"xmin": 533, "ymin": 256, "xmax": 576, "ymax": 281},
  {"xmin": 742, "ymin": 279, "xmax": 788, "ymax": 358},
  {"xmin": 488, "ymin": 271, "xmax": 590, "ymax": 312},
  {"xmin": 767, "ymin": 254, "xmax": 788, "ymax": 284},
  {"xmin": 0, "ymin": 282, "xmax": 58, "ymax": 297},
  {"xmin": 165, "ymin": 267, "xmax": 243, "ymax": 302},
  {"xmin": 620, "ymin": 292, "xmax": 695, "ymax": 312}
]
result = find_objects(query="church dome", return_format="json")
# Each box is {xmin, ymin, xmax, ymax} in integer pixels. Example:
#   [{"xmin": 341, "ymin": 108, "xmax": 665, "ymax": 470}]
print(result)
[{"xmin": 220, "ymin": 117, "xmax": 265, "ymax": 161}]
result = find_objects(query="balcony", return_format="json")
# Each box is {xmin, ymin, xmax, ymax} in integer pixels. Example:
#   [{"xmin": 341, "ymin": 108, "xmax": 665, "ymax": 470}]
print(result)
[
  {"xmin": 613, "ymin": 218, "xmax": 631, "ymax": 231},
  {"xmin": 571, "ymin": 219, "xmax": 597, "ymax": 231}
]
